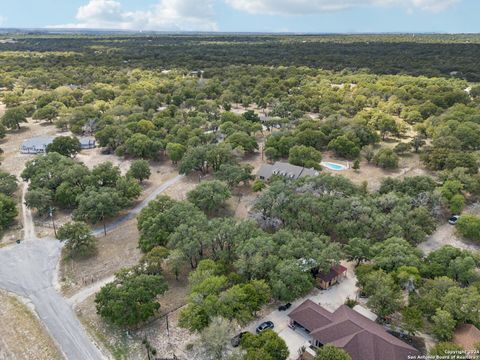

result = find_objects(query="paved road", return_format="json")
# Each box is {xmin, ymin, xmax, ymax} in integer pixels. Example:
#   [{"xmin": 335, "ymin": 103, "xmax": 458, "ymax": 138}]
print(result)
[
  {"xmin": 0, "ymin": 239, "xmax": 104, "ymax": 360},
  {"xmin": 0, "ymin": 175, "xmax": 184, "ymax": 359}
]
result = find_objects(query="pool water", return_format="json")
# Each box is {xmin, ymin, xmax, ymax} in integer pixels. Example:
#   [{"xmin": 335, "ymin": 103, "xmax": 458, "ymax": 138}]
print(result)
[{"xmin": 321, "ymin": 162, "xmax": 347, "ymax": 171}]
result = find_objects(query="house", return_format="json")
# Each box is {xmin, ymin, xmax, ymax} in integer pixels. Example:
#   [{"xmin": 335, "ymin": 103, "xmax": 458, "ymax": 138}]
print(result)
[
  {"xmin": 453, "ymin": 324, "xmax": 480, "ymax": 357},
  {"xmin": 256, "ymin": 162, "xmax": 319, "ymax": 181},
  {"xmin": 20, "ymin": 136, "xmax": 55, "ymax": 154},
  {"xmin": 312, "ymin": 264, "xmax": 347, "ymax": 290},
  {"xmin": 20, "ymin": 136, "xmax": 95, "ymax": 154},
  {"xmin": 79, "ymin": 137, "xmax": 96, "ymax": 149},
  {"xmin": 289, "ymin": 300, "xmax": 420, "ymax": 360}
]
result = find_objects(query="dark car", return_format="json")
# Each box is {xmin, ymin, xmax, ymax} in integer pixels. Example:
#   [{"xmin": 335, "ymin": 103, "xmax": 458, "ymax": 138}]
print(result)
[
  {"xmin": 256, "ymin": 321, "xmax": 274, "ymax": 333},
  {"xmin": 231, "ymin": 331, "xmax": 248, "ymax": 347},
  {"xmin": 278, "ymin": 303, "xmax": 292, "ymax": 311},
  {"xmin": 448, "ymin": 215, "xmax": 460, "ymax": 225}
]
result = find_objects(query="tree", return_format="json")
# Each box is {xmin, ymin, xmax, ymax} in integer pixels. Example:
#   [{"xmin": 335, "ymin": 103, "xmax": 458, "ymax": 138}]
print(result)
[
  {"xmin": 443, "ymin": 286, "xmax": 480, "ymax": 324},
  {"xmin": 288, "ymin": 145, "xmax": 322, "ymax": 169},
  {"xmin": 431, "ymin": 309, "xmax": 456, "ymax": 342},
  {"xmin": 314, "ymin": 344, "xmax": 351, "ymax": 360},
  {"xmin": 179, "ymin": 145, "xmax": 209, "ymax": 175},
  {"xmin": 410, "ymin": 135, "xmax": 426, "ymax": 153},
  {"xmin": 33, "ymin": 105, "xmax": 58, "ymax": 123},
  {"xmin": 137, "ymin": 246, "xmax": 169, "ymax": 275},
  {"xmin": 74, "ymin": 188, "xmax": 122, "ymax": 236},
  {"xmin": 371, "ymin": 237, "xmax": 421, "ymax": 272},
  {"xmin": 0, "ymin": 171, "xmax": 18, "ymax": 196},
  {"xmin": 214, "ymin": 164, "xmax": 253, "ymax": 188},
  {"xmin": 95, "ymin": 272, "xmax": 168, "ymax": 328},
  {"xmin": 90, "ymin": 162, "xmax": 121, "ymax": 188},
  {"xmin": 195, "ymin": 317, "xmax": 235, "ymax": 360},
  {"xmin": 344, "ymin": 238, "xmax": 371, "ymax": 266},
  {"xmin": 362, "ymin": 145, "xmax": 375, "ymax": 163},
  {"xmin": 57, "ymin": 221, "xmax": 97, "ymax": 257},
  {"xmin": 252, "ymin": 180, "xmax": 266, "ymax": 192},
  {"xmin": 328, "ymin": 135, "xmax": 360, "ymax": 159},
  {"xmin": 166, "ymin": 142, "xmax": 186, "ymax": 164},
  {"xmin": 363, "ymin": 270, "xmax": 402, "ymax": 319},
  {"xmin": 375, "ymin": 113, "xmax": 398, "ymax": 140},
  {"xmin": 127, "ymin": 159, "xmax": 151, "ymax": 183},
  {"xmin": 241, "ymin": 330, "xmax": 289, "ymax": 360},
  {"xmin": 456, "ymin": 215, "xmax": 480, "ymax": 242},
  {"xmin": 401, "ymin": 307, "xmax": 423, "ymax": 336},
  {"xmin": 46, "ymin": 136, "xmax": 81, "ymax": 157},
  {"xmin": 25, "ymin": 188, "xmax": 53, "ymax": 216},
  {"xmin": 269, "ymin": 260, "xmax": 314, "ymax": 302},
  {"xmin": 0, "ymin": 193, "xmax": 17, "ymax": 231},
  {"xmin": 187, "ymin": 180, "xmax": 231, "ymax": 214},
  {"xmin": 1, "ymin": 106, "xmax": 27, "ymax": 130},
  {"xmin": 373, "ymin": 148, "xmax": 399, "ymax": 169},
  {"xmin": 95, "ymin": 125, "xmax": 131, "ymax": 151},
  {"xmin": 352, "ymin": 159, "xmax": 360, "ymax": 172},
  {"xmin": 226, "ymin": 131, "xmax": 258, "ymax": 153},
  {"xmin": 125, "ymin": 133, "xmax": 162, "ymax": 159},
  {"xmin": 429, "ymin": 342, "xmax": 463, "ymax": 357}
]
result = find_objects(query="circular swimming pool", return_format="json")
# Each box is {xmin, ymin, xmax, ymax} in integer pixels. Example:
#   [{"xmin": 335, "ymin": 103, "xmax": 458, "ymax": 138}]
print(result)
[{"xmin": 321, "ymin": 162, "xmax": 347, "ymax": 171}]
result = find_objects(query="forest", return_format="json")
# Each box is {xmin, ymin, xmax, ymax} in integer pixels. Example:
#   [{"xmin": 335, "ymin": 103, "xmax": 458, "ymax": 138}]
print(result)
[{"xmin": 0, "ymin": 33, "xmax": 480, "ymax": 360}]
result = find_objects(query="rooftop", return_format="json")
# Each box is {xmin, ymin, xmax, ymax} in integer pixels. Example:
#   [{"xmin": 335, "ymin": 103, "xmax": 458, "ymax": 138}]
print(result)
[{"xmin": 289, "ymin": 300, "xmax": 419, "ymax": 360}]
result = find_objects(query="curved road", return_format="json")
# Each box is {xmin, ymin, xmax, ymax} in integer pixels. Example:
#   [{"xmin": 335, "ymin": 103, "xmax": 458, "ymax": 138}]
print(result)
[{"xmin": 0, "ymin": 176, "xmax": 184, "ymax": 359}]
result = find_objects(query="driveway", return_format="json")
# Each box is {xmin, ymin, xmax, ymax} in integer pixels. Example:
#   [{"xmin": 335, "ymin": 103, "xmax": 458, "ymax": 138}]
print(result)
[
  {"xmin": 92, "ymin": 174, "xmax": 184, "ymax": 236},
  {"xmin": 244, "ymin": 262, "xmax": 358, "ymax": 359}
]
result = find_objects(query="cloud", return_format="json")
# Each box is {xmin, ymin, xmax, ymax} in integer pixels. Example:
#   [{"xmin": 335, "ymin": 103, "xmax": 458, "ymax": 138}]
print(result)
[
  {"xmin": 0, "ymin": 15, "xmax": 6, "ymax": 26},
  {"xmin": 225, "ymin": 0, "xmax": 460, "ymax": 15},
  {"xmin": 51, "ymin": 0, "xmax": 217, "ymax": 31}
]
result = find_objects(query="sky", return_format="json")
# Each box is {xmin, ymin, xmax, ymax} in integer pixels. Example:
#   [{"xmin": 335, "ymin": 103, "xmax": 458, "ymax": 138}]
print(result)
[{"xmin": 0, "ymin": 0, "xmax": 478, "ymax": 33}]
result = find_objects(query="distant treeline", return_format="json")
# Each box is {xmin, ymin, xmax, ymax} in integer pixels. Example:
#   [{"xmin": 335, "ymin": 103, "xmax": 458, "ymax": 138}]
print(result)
[{"xmin": 0, "ymin": 34, "xmax": 479, "ymax": 81}]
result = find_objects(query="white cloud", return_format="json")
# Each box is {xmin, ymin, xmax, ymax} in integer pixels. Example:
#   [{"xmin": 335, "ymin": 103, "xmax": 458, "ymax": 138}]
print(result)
[
  {"xmin": 51, "ymin": 0, "xmax": 217, "ymax": 31},
  {"xmin": 0, "ymin": 15, "xmax": 6, "ymax": 26},
  {"xmin": 225, "ymin": 0, "xmax": 460, "ymax": 15}
]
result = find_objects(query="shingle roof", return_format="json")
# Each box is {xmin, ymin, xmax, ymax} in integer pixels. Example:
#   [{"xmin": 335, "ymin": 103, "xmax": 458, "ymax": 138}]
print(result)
[
  {"xmin": 317, "ymin": 264, "xmax": 347, "ymax": 282},
  {"xmin": 256, "ymin": 162, "xmax": 319, "ymax": 180},
  {"xmin": 289, "ymin": 301, "xmax": 420, "ymax": 360},
  {"xmin": 454, "ymin": 324, "xmax": 480, "ymax": 351},
  {"xmin": 288, "ymin": 299, "xmax": 333, "ymax": 332}
]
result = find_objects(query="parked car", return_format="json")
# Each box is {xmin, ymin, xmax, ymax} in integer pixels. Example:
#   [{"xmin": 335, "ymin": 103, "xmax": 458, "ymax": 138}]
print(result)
[
  {"xmin": 278, "ymin": 303, "xmax": 292, "ymax": 311},
  {"xmin": 256, "ymin": 321, "xmax": 274, "ymax": 333},
  {"xmin": 448, "ymin": 215, "xmax": 460, "ymax": 225},
  {"xmin": 231, "ymin": 331, "xmax": 248, "ymax": 347}
]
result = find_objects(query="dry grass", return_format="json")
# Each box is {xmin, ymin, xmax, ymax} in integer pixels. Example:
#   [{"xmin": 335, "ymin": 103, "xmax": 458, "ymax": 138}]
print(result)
[
  {"xmin": 0, "ymin": 290, "xmax": 62, "ymax": 360},
  {"xmin": 59, "ymin": 219, "xmax": 142, "ymax": 297},
  {"xmin": 75, "ymin": 271, "xmax": 194, "ymax": 360}
]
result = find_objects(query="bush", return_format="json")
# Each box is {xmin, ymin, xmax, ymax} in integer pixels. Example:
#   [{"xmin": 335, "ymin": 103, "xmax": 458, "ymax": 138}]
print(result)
[
  {"xmin": 374, "ymin": 148, "xmax": 399, "ymax": 169},
  {"xmin": 252, "ymin": 179, "xmax": 266, "ymax": 192},
  {"xmin": 0, "ymin": 193, "xmax": 18, "ymax": 231},
  {"xmin": 456, "ymin": 215, "xmax": 480, "ymax": 242}
]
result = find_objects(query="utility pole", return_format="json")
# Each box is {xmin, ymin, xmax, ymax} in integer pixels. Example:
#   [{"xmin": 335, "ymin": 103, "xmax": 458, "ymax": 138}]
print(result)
[{"xmin": 49, "ymin": 207, "xmax": 57, "ymax": 238}]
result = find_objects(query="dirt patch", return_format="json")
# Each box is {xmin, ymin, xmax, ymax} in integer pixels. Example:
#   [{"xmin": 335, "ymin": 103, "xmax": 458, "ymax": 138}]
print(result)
[
  {"xmin": 321, "ymin": 151, "xmax": 429, "ymax": 191},
  {"xmin": 59, "ymin": 219, "xmax": 142, "ymax": 297},
  {"xmin": 0, "ymin": 290, "xmax": 63, "ymax": 360}
]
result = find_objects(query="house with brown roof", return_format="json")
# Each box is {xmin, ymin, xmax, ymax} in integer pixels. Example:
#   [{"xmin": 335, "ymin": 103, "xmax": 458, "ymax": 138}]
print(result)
[
  {"xmin": 313, "ymin": 264, "xmax": 347, "ymax": 290},
  {"xmin": 454, "ymin": 324, "xmax": 480, "ymax": 357},
  {"xmin": 289, "ymin": 300, "xmax": 420, "ymax": 360}
]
